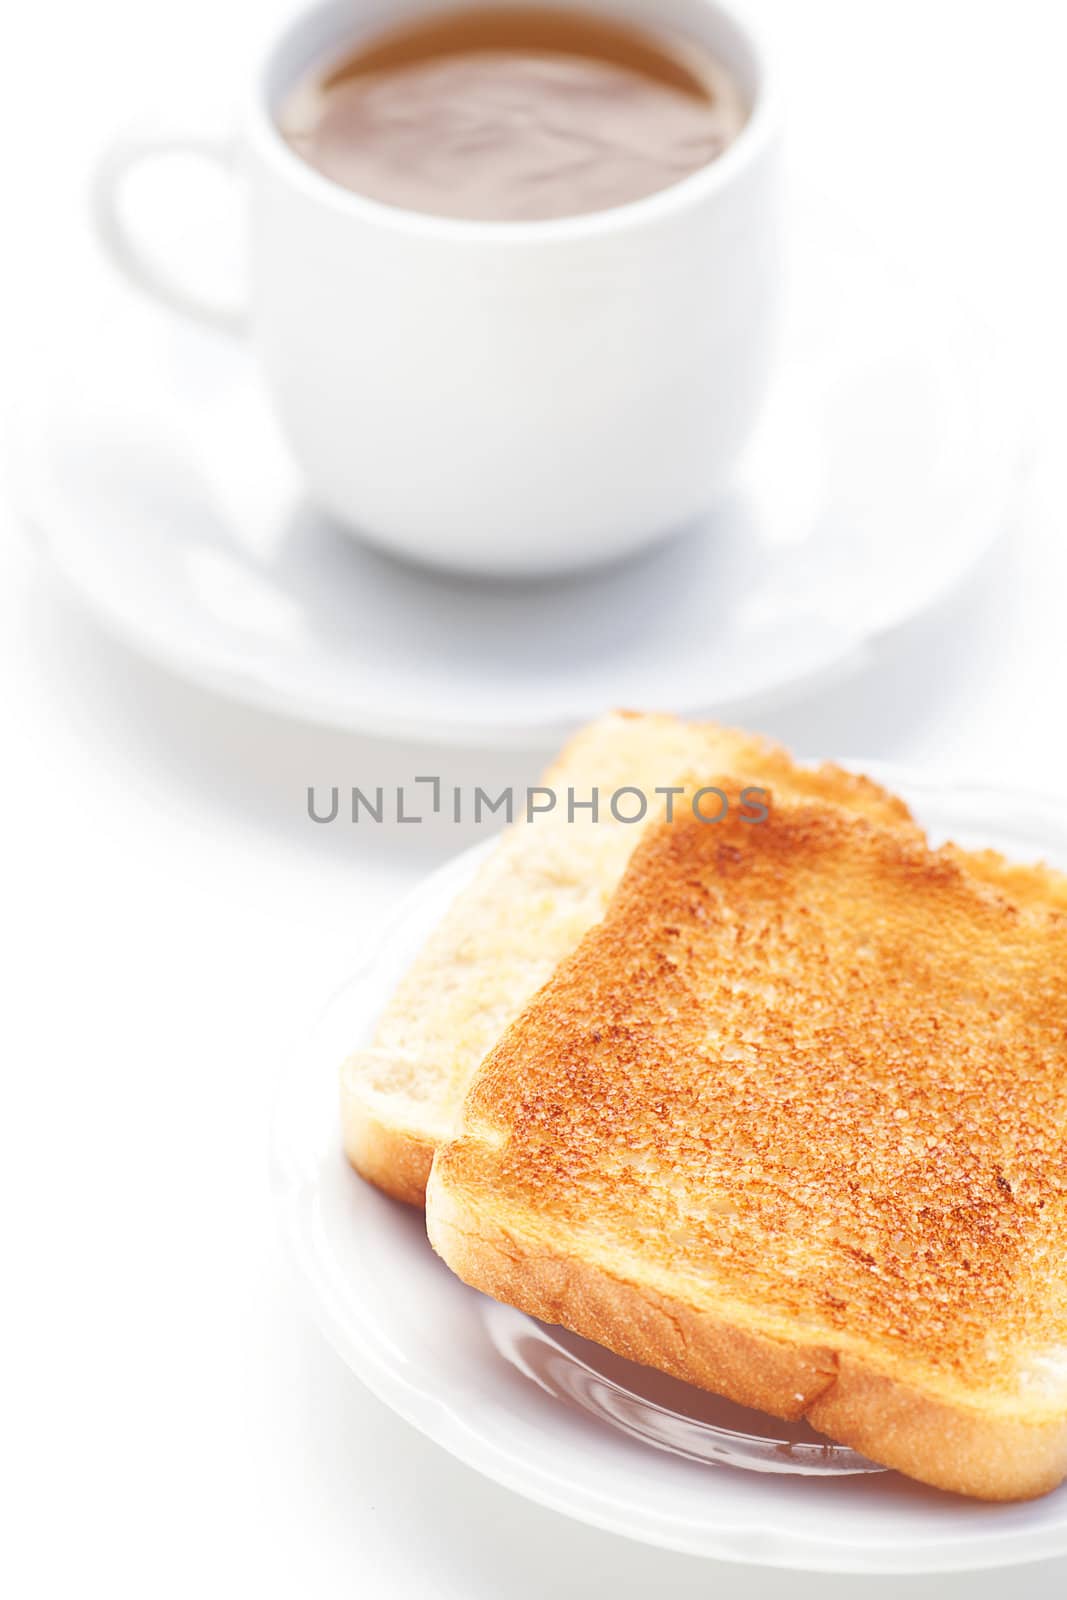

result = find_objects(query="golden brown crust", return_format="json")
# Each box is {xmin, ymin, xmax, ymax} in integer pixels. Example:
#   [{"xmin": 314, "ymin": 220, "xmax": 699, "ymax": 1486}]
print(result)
[
  {"xmin": 427, "ymin": 1169, "xmax": 1067, "ymax": 1500},
  {"xmin": 427, "ymin": 1172, "xmax": 839, "ymax": 1418},
  {"xmin": 340, "ymin": 1071, "xmax": 435, "ymax": 1207},
  {"xmin": 942, "ymin": 843, "xmax": 1067, "ymax": 913},
  {"xmin": 344, "ymin": 712, "xmax": 923, "ymax": 1202},
  {"xmin": 806, "ymin": 1359, "xmax": 1067, "ymax": 1502},
  {"xmin": 428, "ymin": 791, "xmax": 1067, "ymax": 1499}
]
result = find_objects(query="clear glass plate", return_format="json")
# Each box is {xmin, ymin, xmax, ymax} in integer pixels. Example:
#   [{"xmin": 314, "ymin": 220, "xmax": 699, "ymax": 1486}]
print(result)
[{"xmin": 271, "ymin": 769, "xmax": 1067, "ymax": 1571}]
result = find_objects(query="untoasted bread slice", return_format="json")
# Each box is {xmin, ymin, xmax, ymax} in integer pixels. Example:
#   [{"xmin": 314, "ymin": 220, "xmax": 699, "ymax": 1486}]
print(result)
[
  {"xmin": 427, "ymin": 792, "xmax": 1067, "ymax": 1500},
  {"xmin": 342, "ymin": 713, "xmax": 918, "ymax": 1204}
]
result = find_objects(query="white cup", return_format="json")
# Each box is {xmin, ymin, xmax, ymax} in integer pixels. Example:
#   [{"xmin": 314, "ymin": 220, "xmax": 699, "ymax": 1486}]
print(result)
[{"xmin": 94, "ymin": 0, "xmax": 782, "ymax": 578}]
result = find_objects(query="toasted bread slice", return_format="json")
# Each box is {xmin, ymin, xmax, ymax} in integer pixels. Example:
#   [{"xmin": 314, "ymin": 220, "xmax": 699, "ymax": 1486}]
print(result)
[
  {"xmin": 427, "ymin": 791, "xmax": 1067, "ymax": 1500},
  {"xmin": 942, "ymin": 843, "xmax": 1067, "ymax": 913},
  {"xmin": 342, "ymin": 713, "xmax": 918, "ymax": 1204}
]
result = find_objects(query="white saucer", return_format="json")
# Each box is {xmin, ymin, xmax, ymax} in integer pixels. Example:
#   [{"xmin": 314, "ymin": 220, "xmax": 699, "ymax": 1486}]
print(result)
[
  {"xmin": 19, "ymin": 193, "xmax": 1017, "ymax": 746},
  {"xmin": 272, "ymin": 767, "xmax": 1067, "ymax": 1572}
]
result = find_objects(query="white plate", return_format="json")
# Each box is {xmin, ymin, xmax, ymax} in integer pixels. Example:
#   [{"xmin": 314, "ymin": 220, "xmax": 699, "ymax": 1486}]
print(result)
[
  {"xmin": 18, "ymin": 192, "xmax": 1017, "ymax": 746},
  {"xmin": 271, "ymin": 767, "xmax": 1067, "ymax": 1573}
]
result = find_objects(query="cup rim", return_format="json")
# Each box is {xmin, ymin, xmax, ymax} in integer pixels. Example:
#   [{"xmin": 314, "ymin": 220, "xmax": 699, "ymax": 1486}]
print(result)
[{"xmin": 246, "ymin": 0, "xmax": 780, "ymax": 243}]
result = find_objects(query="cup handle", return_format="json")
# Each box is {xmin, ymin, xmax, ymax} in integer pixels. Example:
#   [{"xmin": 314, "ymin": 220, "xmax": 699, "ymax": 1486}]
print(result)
[{"xmin": 91, "ymin": 126, "xmax": 246, "ymax": 336}]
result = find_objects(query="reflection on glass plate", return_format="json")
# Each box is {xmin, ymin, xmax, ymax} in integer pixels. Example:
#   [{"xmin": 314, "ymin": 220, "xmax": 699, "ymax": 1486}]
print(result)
[{"xmin": 485, "ymin": 1304, "xmax": 881, "ymax": 1476}]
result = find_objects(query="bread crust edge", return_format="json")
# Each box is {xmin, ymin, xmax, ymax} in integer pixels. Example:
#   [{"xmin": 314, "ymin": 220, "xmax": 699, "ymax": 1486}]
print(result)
[
  {"xmin": 426, "ymin": 1163, "xmax": 1067, "ymax": 1502},
  {"xmin": 341, "ymin": 1080, "xmax": 433, "ymax": 1207}
]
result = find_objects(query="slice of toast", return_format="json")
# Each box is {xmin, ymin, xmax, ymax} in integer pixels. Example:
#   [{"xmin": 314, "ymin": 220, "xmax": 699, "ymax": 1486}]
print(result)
[
  {"xmin": 941, "ymin": 843, "xmax": 1067, "ymax": 914},
  {"xmin": 341, "ymin": 713, "xmax": 919, "ymax": 1204},
  {"xmin": 427, "ymin": 790, "xmax": 1067, "ymax": 1500}
]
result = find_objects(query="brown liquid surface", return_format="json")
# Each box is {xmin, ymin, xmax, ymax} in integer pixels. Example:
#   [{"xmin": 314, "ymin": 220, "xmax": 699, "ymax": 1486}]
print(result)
[{"xmin": 279, "ymin": 7, "xmax": 747, "ymax": 221}]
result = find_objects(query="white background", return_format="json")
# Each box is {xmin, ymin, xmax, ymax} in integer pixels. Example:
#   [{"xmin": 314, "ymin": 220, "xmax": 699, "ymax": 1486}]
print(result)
[{"xmin": 3, "ymin": 0, "xmax": 1067, "ymax": 1593}]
